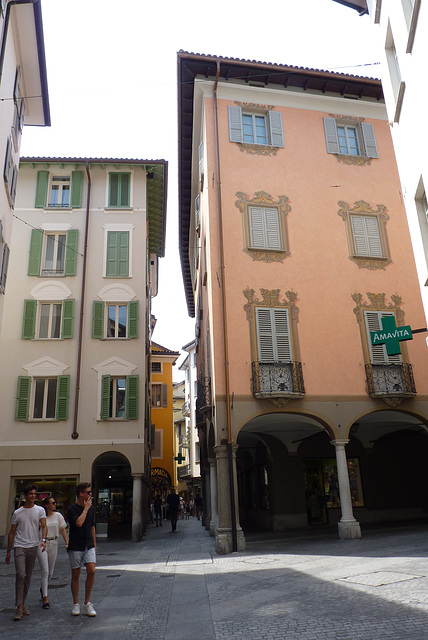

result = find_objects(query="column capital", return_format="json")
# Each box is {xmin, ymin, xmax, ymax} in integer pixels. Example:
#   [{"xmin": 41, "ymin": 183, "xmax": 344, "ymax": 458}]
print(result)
[{"xmin": 331, "ymin": 439, "xmax": 349, "ymax": 448}]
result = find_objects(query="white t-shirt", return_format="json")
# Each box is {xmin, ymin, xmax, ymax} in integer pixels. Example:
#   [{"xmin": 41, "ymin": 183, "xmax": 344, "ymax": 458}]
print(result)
[
  {"xmin": 11, "ymin": 505, "xmax": 46, "ymax": 548},
  {"xmin": 45, "ymin": 511, "xmax": 67, "ymax": 539}
]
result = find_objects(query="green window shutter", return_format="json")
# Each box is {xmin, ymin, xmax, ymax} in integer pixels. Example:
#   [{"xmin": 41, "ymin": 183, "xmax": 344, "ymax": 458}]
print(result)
[
  {"xmin": 22, "ymin": 299, "xmax": 37, "ymax": 339},
  {"xmin": 56, "ymin": 375, "xmax": 70, "ymax": 420},
  {"xmin": 228, "ymin": 106, "xmax": 243, "ymax": 143},
  {"xmin": 64, "ymin": 229, "xmax": 78, "ymax": 276},
  {"xmin": 16, "ymin": 376, "xmax": 31, "ymax": 421},
  {"xmin": 109, "ymin": 173, "xmax": 119, "ymax": 207},
  {"xmin": 120, "ymin": 173, "xmax": 130, "ymax": 207},
  {"xmin": 106, "ymin": 231, "xmax": 118, "ymax": 276},
  {"xmin": 70, "ymin": 171, "xmax": 83, "ymax": 208},
  {"xmin": 61, "ymin": 299, "xmax": 75, "ymax": 339},
  {"xmin": 35, "ymin": 170, "xmax": 49, "ymax": 208},
  {"xmin": 92, "ymin": 300, "xmax": 104, "ymax": 338},
  {"xmin": 126, "ymin": 375, "xmax": 139, "ymax": 419},
  {"xmin": 101, "ymin": 374, "xmax": 111, "ymax": 419},
  {"xmin": 268, "ymin": 111, "xmax": 284, "ymax": 148},
  {"xmin": 28, "ymin": 228, "xmax": 43, "ymax": 275},
  {"xmin": 106, "ymin": 231, "xmax": 129, "ymax": 277},
  {"xmin": 323, "ymin": 117, "xmax": 340, "ymax": 154},
  {"xmin": 361, "ymin": 122, "xmax": 379, "ymax": 158},
  {"xmin": 128, "ymin": 300, "xmax": 139, "ymax": 338}
]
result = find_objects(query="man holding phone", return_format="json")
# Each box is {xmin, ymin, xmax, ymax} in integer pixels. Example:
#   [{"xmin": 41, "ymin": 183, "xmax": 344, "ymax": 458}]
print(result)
[{"xmin": 67, "ymin": 482, "xmax": 97, "ymax": 617}]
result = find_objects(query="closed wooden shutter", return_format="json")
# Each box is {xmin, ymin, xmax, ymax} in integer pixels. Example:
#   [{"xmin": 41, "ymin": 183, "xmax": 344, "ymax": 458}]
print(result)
[
  {"xmin": 361, "ymin": 122, "xmax": 379, "ymax": 158},
  {"xmin": 92, "ymin": 301, "xmax": 104, "ymax": 338},
  {"xmin": 28, "ymin": 228, "xmax": 43, "ymax": 275},
  {"xmin": 351, "ymin": 215, "xmax": 383, "ymax": 257},
  {"xmin": 35, "ymin": 170, "xmax": 49, "ymax": 208},
  {"xmin": 64, "ymin": 229, "xmax": 78, "ymax": 275},
  {"xmin": 323, "ymin": 117, "xmax": 340, "ymax": 154},
  {"xmin": 256, "ymin": 307, "xmax": 292, "ymax": 362},
  {"xmin": 16, "ymin": 376, "xmax": 31, "ymax": 421},
  {"xmin": 249, "ymin": 207, "xmax": 281, "ymax": 249},
  {"xmin": 268, "ymin": 111, "xmax": 284, "ymax": 148},
  {"xmin": 106, "ymin": 231, "xmax": 129, "ymax": 277},
  {"xmin": 61, "ymin": 299, "xmax": 75, "ymax": 339},
  {"xmin": 0, "ymin": 242, "xmax": 10, "ymax": 292},
  {"xmin": 22, "ymin": 299, "xmax": 37, "ymax": 339},
  {"xmin": 100, "ymin": 374, "xmax": 111, "ymax": 419},
  {"xmin": 70, "ymin": 171, "xmax": 83, "ymax": 208},
  {"xmin": 228, "ymin": 106, "xmax": 243, "ymax": 143},
  {"xmin": 128, "ymin": 300, "xmax": 139, "ymax": 338},
  {"xmin": 364, "ymin": 310, "xmax": 402, "ymax": 364},
  {"xmin": 56, "ymin": 375, "xmax": 70, "ymax": 420},
  {"xmin": 126, "ymin": 375, "xmax": 139, "ymax": 419}
]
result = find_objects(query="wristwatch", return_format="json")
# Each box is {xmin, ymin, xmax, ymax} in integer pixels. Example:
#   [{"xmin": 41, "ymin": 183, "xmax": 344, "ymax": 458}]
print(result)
[{"xmin": 42, "ymin": 538, "xmax": 47, "ymax": 542}]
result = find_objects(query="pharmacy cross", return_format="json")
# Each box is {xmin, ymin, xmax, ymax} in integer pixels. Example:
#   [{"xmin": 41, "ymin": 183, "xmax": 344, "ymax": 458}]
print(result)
[
  {"xmin": 174, "ymin": 453, "xmax": 186, "ymax": 464},
  {"xmin": 370, "ymin": 315, "xmax": 412, "ymax": 356}
]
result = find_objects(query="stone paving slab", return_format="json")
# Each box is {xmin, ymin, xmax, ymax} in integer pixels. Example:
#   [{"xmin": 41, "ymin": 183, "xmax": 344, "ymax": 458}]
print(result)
[{"xmin": 2, "ymin": 519, "xmax": 428, "ymax": 639}]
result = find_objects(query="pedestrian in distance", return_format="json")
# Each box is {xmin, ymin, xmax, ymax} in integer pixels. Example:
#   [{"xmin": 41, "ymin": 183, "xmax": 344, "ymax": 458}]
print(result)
[
  {"xmin": 166, "ymin": 488, "xmax": 180, "ymax": 532},
  {"xmin": 37, "ymin": 496, "xmax": 68, "ymax": 609},
  {"xmin": 195, "ymin": 493, "xmax": 203, "ymax": 521},
  {"xmin": 67, "ymin": 482, "xmax": 97, "ymax": 617},
  {"xmin": 153, "ymin": 494, "xmax": 162, "ymax": 527},
  {"xmin": 5, "ymin": 484, "xmax": 47, "ymax": 621}
]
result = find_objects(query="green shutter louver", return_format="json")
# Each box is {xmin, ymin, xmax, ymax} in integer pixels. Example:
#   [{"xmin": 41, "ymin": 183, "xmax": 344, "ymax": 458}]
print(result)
[
  {"xmin": 64, "ymin": 229, "xmax": 78, "ymax": 276},
  {"xmin": 61, "ymin": 299, "xmax": 75, "ymax": 339},
  {"xmin": 128, "ymin": 300, "xmax": 139, "ymax": 338},
  {"xmin": 120, "ymin": 173, "xmax": 130, "ymax": 207},
  {"xmin": 22, "ymin": 299, "xmax": 37, "ymax": 339},
  {"xmin": 92, "ymin": 300, "xmax": 104, "ymax": 339},
  {"xmin": 70, "ymin": 171, "xmax": 83, "ymax": 208},
  {"xmin": 56, "ymin": 375, "xmax": 70, "ymax": 420},
  {"xmin": 28, "ymin": 228, "xmax": 43, "ymax": 275},
  {"xmin": 35, "ymin": 171, "xmax": 49, "ymax": 208},
  {"xmin": 100, "ymin": 374, "xmax": 111, "ymax": 419},
  {"xmin": 16, "ymin": 376, "xmax": 31, "ymax": 421},
  {"xmin": 126, "ymin": 375, "xmax": 139, "ymax": 419},
  {"xmin": 109, "ymin": 173, "xmax": 131, "ymax": 207},
  {"xmin": 106, "ymin": 231, "xmax": 129, "ymax": 277}
]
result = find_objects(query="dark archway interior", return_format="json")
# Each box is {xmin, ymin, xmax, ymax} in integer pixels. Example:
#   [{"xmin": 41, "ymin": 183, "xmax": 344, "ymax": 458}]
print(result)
[{"xmin": 92, "ymin": 451, "xmax": 132, "ymax": 538}]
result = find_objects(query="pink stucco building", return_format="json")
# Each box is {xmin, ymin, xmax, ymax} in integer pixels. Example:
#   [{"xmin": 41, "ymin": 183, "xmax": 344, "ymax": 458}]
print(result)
[{"xmin": 178, "ymin": 52, "xmax": 428, "ymax": 553}]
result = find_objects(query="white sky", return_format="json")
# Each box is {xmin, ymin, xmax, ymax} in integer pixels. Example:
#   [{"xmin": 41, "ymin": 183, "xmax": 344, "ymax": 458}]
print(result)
[{"xmin": 21, "ymin": 0, "xmax": 379, "ymax": 379}]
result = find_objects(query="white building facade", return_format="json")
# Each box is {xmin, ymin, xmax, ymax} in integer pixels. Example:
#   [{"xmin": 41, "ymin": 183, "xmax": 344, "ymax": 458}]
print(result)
[{"xmin": 179, "ymin": 340, "xmax": 202, "ymax": 497}]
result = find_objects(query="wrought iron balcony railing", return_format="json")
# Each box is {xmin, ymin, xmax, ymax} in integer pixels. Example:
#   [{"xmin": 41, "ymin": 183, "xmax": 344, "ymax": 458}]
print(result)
[
  {"xmin": 365, "ymin": 363, "xmax": 416, "ymax": 397},
  {"xmin": 177, "ymin": 464, "xmax": 191, "ymax": 480},
  {"xmin": 252, "ymin": 361, "xmax": 305, "ymax": 398},
  {"xmin": 196, "ymin": 377, "xmax": 212, "ymax": 424}
]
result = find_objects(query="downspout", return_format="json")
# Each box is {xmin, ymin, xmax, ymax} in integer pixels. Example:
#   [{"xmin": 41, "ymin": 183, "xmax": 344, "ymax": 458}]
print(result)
[
  {"xmin": 72, "ymin": 161, "xmax": 91, "ymax": 439},
  {"xmin": 213, "ymin": 59, "xmax": 238, "ymax": 552},
  {"xmin": 0, "ymin": 0, "xmax": 38, "ymax": 85}
]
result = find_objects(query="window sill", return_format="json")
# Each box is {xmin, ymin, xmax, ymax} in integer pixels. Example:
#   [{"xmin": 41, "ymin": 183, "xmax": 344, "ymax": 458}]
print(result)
[
  {"xmin": 105, "ymin": 207, "xmax": 134, "ymax": 212},
  {"xmin": 45, "ymin": 206, "xmax": 73, "ymax": 211},
  {"xmin": 244, "ymin": 247, "xmax": 289, "ymax": 264},
  {"xmin": 350, "ymin": 255, "xmax": 391, "ymax": 270}
]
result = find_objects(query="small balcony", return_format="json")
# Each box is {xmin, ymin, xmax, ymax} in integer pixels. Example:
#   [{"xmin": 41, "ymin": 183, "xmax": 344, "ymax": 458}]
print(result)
[
  {"xmin": 251, "ymin": 361, "xmax": 305, "ymax": 399},
  {"xmin": 196, "ymin": 377, "xmax": 212, "ymax": 424},
  {"xmin": 365, "ymin": 363, "xmax": 416, "ymax": 397},
  {"xmin": 177, "ymin": 464, "xmax": 191, "ymax": 480},
  {"xmin": 182, "ymin": 400, "xmax": 190, "ymax": 417}
]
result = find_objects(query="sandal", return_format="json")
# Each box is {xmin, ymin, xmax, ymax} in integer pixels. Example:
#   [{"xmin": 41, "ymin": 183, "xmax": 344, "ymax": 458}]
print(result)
[{"xmin": 42, "ymin": 602, "xmax": 50, "ymax": 609}]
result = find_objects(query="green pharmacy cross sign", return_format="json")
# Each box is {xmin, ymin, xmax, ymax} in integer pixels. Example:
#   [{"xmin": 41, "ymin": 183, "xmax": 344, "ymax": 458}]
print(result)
[
  {"xmin": 370, "ymin": 316, "xmax": 412, "ymax": 356},
  {"xmin": 174, "ymin": 453, "xmax": 186, "ymax": 464}
]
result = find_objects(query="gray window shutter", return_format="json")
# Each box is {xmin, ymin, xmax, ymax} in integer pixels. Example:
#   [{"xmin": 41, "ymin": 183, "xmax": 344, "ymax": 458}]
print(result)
[
  {"xmin": 228, "ymin": 106, "xmax": 243, "ymax": 143},
  {"xmin": 256, "ymin": 307, "xmax": 292, "ymax": 362},
  {"xmin": 264, "ymin": 208, "xmax": 281, "ymax": 249},
  {"xmin": 351, "ymin": 215, "xmax": 383, "ymax": 257},
  {"xmin": 0, "ymin": 242, "xmax": 10, "ymax": 292},
  {"xmin": 249, "ymin": 207, "xmax": 265, "ymax": 248},
  {"xmin": 268, "ymin": 111, "xmax": 284, "ymax": 148},
  {"xmin": 361, "ymin": 122, "xmax": 379, "ymax": 158},
  {"xmin": 364, "ymin": 311, "xmax": 402, "ymax": 365},
  {"xmin": 323, "ymin": 117, "xmax": 340, "ymax": 154}
]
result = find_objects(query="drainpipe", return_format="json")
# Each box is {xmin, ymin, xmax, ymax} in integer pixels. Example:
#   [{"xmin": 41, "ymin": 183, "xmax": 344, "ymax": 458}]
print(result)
[
  {"xmin": 0, "ymin": 0, "xmax": 38, "ymax": 86},
  {"xmin": 72, "ymin": 161, "xmax": 91, "ymax": 439},
  {"xmin": 213, "ymin": 59, "xmax": 238, "ymax": 552}
]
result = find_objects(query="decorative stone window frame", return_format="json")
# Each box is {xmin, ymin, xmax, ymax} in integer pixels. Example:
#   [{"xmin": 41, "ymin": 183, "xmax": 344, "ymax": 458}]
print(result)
[
  {"xmin": 338, "ymin": 200, "xmax": 391, "ymax": 270},
  {"xmin": 235, "ymin": 191, "xmax": 291, "ymax": 263},
  {"xmin": 230, "ymin": 102, "xmax": 283, "ymax": 156},
  {"xmin": 243, "ymin": 287, "xmax": 300, "ymax": 364}
]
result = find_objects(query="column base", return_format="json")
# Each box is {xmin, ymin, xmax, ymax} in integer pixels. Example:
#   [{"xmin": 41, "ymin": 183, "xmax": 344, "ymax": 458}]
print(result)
[
  {"xmin": 215, "ymin": 529, "xmax": 246, "ymax": 554},
  {"xmin": 338, "ymin": 519, "xmax": 361, "ymax": 540},
  {"xmin": 132, "ymin": 522, "xmax": 143, "ymax": 542}
]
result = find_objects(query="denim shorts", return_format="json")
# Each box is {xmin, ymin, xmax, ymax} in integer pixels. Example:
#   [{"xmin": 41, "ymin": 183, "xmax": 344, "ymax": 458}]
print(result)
[{"xmin": 68, "ymin": 547, "xmax": 96, "ymax": 569}]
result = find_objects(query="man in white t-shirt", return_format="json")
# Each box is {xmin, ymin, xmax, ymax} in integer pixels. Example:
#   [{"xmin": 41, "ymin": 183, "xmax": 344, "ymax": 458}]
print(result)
[{"xmin": 5, "ymin": 484, "xmax": 47, "ymax": 621}]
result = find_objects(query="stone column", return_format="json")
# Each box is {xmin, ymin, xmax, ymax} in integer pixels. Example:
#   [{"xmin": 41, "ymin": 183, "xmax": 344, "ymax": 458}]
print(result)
[
  {"xmin": 208, "ymin": 457, "xmax": 217, "ymax": 536},
  {"xmin": 131, "ymin": 473, "xmax": 143, "ymax": 542},
  {"xmin": 214, "ymin": 444, "xmax": 245, "ymax": 554},
  {"xmin": 203, "ymin": 466, "xmax": 211, "ymax": 531},
  {"xmin": 331, "ymin": 439, "xmax": 361, "ymax": 540}
]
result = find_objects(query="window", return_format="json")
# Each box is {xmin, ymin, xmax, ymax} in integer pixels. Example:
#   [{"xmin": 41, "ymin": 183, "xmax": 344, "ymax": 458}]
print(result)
[
  {"xmin": 0, "ymin": 242, "xmax": 10, "ymax": 294},
  {"xmin": 4, "ymin": 137, "xmax": 18, "ymax": 206},
  {"xmin": 49, "ymin": 176, "xmax": 71, "ymax": 208},
  {"xmin": 15, "ymin": 375, "xmax": 70, "ymax": 421},
  {"xmin": 364, "ymin": 311, "xmax": 402, "ymax": 365},
  {"xmin": 323, "ymin": 118, "xmax": 378, "ymax": 158},
  {"xmin": 28, "ymin": 228, "xmax": 78, "ymax": 277},
  {"xmin": 228, "ymin": 106, "xmax": 284, "ymax": 148},
  {"xmin": 92, "ymin": 300, "xmax": 138, "ymax": 339},
  {"xmin": 385, "ymin": 26, "xmax": 405, "ymax": 122},
  {"xmin": 12, "ymin": 99, "xmax": 25, "ymax": 151},
  {"xmin": 338, "ymin": 201, "xmax": 391, "ymax": 269},
  {"xmin": 106, "ymin": 231, "xmax": 129, "ymax": 277},
  {"xmin": 256, "ymin": 307, "xmax": 292, "ymax": 362},
  {"xmin": 152, "ymin": 383, "xmax": 167, "ymax": 407},
  {"xmin": 151, "ymin": 362, "xmax": 162, "ymax": 373},
  {"xmin": 35, "ymin": 170, "xmax": 83, "ymax": 208},
  {"xmin": 22, "ymin": 299, "xmax": 74, "ymax": 340},
  {"xmin": 249, "ymin": 206, "xmax": 282, "ymax": 250},
  {"xmin": 350, "ymin": 215, "xmax": 383, "ymax": 257},
  {"xmin": 100, "ymin": 374, "xmax": 139, "ymax": 420},
  {"xmin": 108, "ymin": 172, "xmax": 131, "ymax": 208}
]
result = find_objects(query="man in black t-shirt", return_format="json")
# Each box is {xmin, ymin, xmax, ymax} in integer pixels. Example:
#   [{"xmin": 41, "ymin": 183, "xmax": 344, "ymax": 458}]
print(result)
[
  {"xmin": 166, "ymin": 489, "xmax": 180, "ymax": 532},
  {"xmin": 67, "ymin": 482, "xmax": 97, "ymax": 617}
]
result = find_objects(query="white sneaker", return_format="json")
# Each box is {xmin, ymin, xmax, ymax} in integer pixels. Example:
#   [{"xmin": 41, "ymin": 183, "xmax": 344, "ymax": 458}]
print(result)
[
  {"xmin": 71, "ymin": 603, "xmax": 80, "ymax": 616},
  {"xmin": 83, "ymin": 602, "xmax": 96, "ymax": 617}
]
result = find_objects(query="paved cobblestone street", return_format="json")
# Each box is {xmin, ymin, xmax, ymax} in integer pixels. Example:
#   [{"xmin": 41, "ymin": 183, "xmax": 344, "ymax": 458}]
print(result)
[{"xmin": 2, "ymin": 517, "xmax": 428, "ymax": 639}]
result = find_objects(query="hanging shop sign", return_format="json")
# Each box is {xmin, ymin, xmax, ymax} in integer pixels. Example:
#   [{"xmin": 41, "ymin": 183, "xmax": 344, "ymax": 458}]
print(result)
[
  {"xmin": 370, "ymin": 316, "xmax": 412, "ymax": 356},
  {"xmin": 151, "ymin": 467, "xmax": 172, "ymax": 486}
]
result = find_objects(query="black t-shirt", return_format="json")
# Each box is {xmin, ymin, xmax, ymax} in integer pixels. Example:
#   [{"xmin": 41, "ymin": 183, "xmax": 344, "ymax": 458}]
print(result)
[
  {"xmin": 167, "ymin": 492, "xmax": 180, "ymax": 514},
  {"xmin": 67, "ymin": 503, "xmax": 95, "ymax": 551}
]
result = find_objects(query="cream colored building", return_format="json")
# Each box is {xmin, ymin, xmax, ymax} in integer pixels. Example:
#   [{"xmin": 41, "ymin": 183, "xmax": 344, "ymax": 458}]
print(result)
[
  {"xmin": 0, "ymin": 0, "xmax": 50, "ymax": 331},
  {"xmin": 179, "ymin": 340, "xmax": 202, "ymax": 499},
  {"xmin": 0, "ymin": 156, "xmax": 167, "ymax": 542}
]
